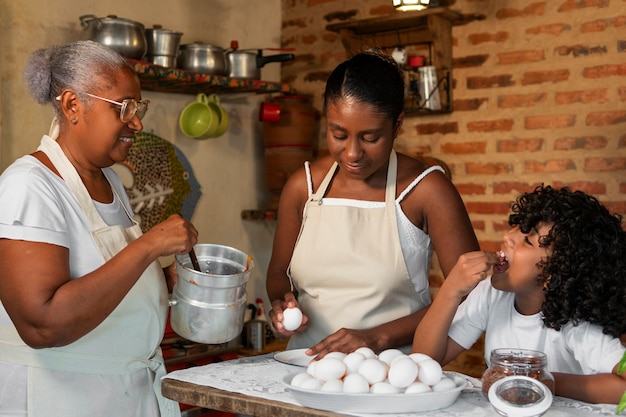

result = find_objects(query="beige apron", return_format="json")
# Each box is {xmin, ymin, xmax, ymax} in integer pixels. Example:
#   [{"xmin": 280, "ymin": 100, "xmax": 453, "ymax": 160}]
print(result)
[
  {"xmin": 287, "ymin": 150, "xmax": 421, "ymax": 349},
  {"xmin": 0, "ymin": 136, "xmax": 180, "ymax": 417}
]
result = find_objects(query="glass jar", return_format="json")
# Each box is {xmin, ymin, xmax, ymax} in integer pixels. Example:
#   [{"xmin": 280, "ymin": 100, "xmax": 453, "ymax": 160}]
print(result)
[{"xmin": 482, "ymin": 348, "xmax": 555, "ymax": 398}]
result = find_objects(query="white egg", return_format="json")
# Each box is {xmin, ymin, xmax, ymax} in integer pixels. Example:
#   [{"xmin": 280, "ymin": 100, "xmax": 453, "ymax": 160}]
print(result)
[
  {"xmin": 358, "ymin": 358, "xmax": 388, "ymax": 384},
  {"xmin": 299, "ymin": 377, "xmax": 323, "ymax": 391},
  {"xmin": 313, "ymin": 357, "xmax": 346, "ymax": 381},
  {"xmin": 343, "ymin": 351, "xmax": 366, "ymax": 374},
  {"xmin": 417, "ymin": 359, "xmax": 443, "ymax": 386},
  {"xmin": 387, "ymin": 357, "xmax": 418, "ymax": 388},
  {"xmin": 409, "ymin": 352, "xmax": 432, "ymax": 363},
  {"xmin": 378, "ymin": 348, "xmax": 405, "ymax": 365},
  {"xmin": 370, "ymin": 381, "xmax": 401, "ymax": 394},
  {"xmin": 321, "ymin": 379, "xmax": 344, "ymax": 392},
  {"xmin": 432, "ymin": 375, "xmax": 457, "ymax": 392},
  {"xmin": 306, "ymin": 360, "xmax": 317, "ymax": 377},
  {"xmin": 282, "ymin": 307, "xmax": 303, "ymax": 331},
  {"xmin": 354, "ymin": 346, "xmax": 377, "ymax": 359},
  {"xmin": 342, "ymin": 373, "xmax": 370, "ymax": 393},
  {"xmin": 290, "ymin": 372, "xmax": 313, "ymax": 387},
  {"xmin": 404, "ymin": 381, "xmax": 432, "ymax": 393},
  {"xmin": 325, "ymin": 351, "xmax": 347, "ymax": 360}
]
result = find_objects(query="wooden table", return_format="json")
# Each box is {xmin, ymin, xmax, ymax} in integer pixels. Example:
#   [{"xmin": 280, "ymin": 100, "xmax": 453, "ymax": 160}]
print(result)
[{"xmin": 163, "ymin": 379, "xmax": 348, "ymax": 417}]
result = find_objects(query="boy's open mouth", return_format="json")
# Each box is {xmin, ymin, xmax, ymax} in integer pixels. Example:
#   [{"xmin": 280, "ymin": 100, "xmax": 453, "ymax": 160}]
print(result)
[{"xmin": 494, "ymin": 250, "xmax": 509, "ymax": 274}]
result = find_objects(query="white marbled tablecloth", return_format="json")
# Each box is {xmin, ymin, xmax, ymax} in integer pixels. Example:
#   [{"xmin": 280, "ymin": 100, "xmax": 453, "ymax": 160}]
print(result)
[{"xmin": 163, "ymin": 352, "xmax": 619, "ymax": 417}]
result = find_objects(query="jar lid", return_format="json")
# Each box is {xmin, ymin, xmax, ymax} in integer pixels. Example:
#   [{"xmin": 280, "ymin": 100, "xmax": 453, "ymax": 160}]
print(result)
[{"xmin": 488, "ymin": 375, "xmax": 553, "ymax": 417}]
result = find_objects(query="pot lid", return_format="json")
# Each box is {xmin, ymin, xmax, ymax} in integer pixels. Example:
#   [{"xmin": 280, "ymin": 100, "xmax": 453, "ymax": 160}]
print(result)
[{"xmin": 488, "ymin": 376, "xmax": 553, "ymax": 417}]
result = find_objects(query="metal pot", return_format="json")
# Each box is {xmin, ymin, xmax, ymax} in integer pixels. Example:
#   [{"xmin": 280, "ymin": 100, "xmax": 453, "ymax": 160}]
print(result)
[
  {"xmin": 225, "ymin": 40, "xmax": 295, "ymax": 79},
  {"xmin": 79, "ymin": 14, "xmax": 147, "ymax": 59},
  {"xmin": 170, "ymin": 244, "xmax": 254, "ymax": 344},
  {"xmin": 145, "ymin": 25, "xmax": 183, "ymax": 57},
  {"xmin": 177, "ymin": 43, "xmax": 228, "ymax": 75}
]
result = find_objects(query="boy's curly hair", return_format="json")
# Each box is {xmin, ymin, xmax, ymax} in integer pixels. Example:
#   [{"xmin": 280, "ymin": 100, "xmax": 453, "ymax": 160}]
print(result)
[{"xmin": 508, "ymin": 184, "xmax": 626, "ymax": 338}]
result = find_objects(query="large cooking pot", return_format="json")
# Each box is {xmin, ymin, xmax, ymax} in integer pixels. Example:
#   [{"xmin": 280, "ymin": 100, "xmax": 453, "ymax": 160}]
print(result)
[
  {"xmin": 79, "ymin": 14, "xmax": 147, "ymax": 59},
  {"xmin": 177, "ymin": 43, "xmax": 228, "ymax": 75},
  {"xmin": 226, "ymin": 40, "xmax": 295, "ymax": 79},
  {"xmin": 145, "ymin": 25, "xmax": 183, "ymax": 57},
  {"xmin": 170, "ymin": 244, "xmax": 254, "ymax": 344}
]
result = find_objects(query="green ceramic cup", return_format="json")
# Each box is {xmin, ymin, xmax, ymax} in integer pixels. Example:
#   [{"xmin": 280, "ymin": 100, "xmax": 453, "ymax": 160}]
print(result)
[
  {"xmin": 179, "ymin": 93, "xmax": 220, "ymax": 139},
  {"xmin": 206, "ymin": 94, "xmax": 230, "ymax": 138}
]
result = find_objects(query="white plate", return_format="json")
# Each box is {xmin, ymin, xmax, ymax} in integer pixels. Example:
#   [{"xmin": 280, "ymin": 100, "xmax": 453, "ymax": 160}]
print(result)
[
  {"xmin": 274, "ymin": 349, "xmax": 317, "ymax": 367},
  {"xmin": 282, "ymin": 372, "xmax": 469, "ymax": 414}
]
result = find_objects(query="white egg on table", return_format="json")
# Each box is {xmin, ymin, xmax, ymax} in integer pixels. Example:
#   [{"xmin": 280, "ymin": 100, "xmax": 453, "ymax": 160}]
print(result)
[
  {"xmin": 378, "ymin": 348, "xmax": 405, "ymax": 365},
  {"xmin": 299, "ymin": 377, "xmax": 323, "ymax": 391},
  {"xmin": 342, "ymin": 373, "xmax": 370, "ymax": 393},
  {"xmin": 387, "ymin": 357, "xmax": 418, "ymax": 388},
  {"xmin": 325, "ymin": 351, "xmax": 347, "ymax": 360},
  {"xmin": 343, "ymin": 351, "xmax": 366, "ymax": 374},
  {"xmin": 358, "ymin": 358, "xmax": 388, "ymax": 384},
  {"xmin": 417, "ymin": 358, "xmax": 443, "ymax": 386},
  {"xmin": 370, "ymin": 381, "xmax": 401, "ymax": 394},
  {"xmin": 282, "ymin": 307, "xmax": 303, "ymax": 331},
  {"xmin": 306, "ymin": 360, "xmax": 317, "ymax": 377},
  {"xmin": 290, "ymin": 372, "xmax": 313, "ymax": 388},
  {"xmin": 353, "ymin": 346, "xmax": 377, "ymax": 359},
  {"xmin": 321, "ymin": 379, "xmax": 344, "ymax": 393},
  {"xmin": 409, "ymin": 352, "xmax": 432, "ymax": 363},
  {"xmin": 404, "ymin": 381, "xmax": 432, "ymax": 393},
  {"xmin": 313, "ymin": 357, "xmax": 347, "ymax": 381},
  {"xmin": 432, "ymin": 375, "xmax": 457, "ymax": 392}
]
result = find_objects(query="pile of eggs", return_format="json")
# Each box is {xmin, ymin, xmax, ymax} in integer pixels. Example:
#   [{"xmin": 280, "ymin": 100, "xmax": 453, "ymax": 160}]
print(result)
[{"xmin": 289, "ymin": 347, "xmax": 457, "ymax": 394}]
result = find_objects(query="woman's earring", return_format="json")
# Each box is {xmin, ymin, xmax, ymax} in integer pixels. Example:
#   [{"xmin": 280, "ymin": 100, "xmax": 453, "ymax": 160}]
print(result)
[{"xmin": 71, "ymin": 118, "xmax": 78, "ymax": 124}]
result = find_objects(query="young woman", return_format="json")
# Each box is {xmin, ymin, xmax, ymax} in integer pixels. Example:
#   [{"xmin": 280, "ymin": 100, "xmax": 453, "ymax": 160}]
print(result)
[
  {"xmin": 412, "ymin": 185, "xmax": 626, "ymax": 404},
  {"xmin": 0, "ymin": 41, "xmax": 198, "ymax": 417},
  {"xmin": 266, "ymin": 50, "xmax": 479, "ymax": 358}
]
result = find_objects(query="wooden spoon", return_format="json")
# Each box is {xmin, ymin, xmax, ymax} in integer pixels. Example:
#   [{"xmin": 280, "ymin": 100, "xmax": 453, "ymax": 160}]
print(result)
[{"xmin": 189, "ymin": 248, "xmax": 201, "ymax": 272}]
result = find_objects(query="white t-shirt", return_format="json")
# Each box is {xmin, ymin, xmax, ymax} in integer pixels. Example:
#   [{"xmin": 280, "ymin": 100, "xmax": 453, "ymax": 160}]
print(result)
[{"xmin": 448, "ymin": 278, "xmax": 625, "ymax": 374}]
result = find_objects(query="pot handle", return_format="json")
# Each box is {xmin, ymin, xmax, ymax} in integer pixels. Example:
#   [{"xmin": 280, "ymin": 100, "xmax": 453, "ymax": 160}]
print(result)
[
  {"xmin": 79, "ymin": 14, "xmax": 99, "ymax": 30},
  {"xmin": 256, "ymin": 52, "xmax": 295, "ymax": 68}
]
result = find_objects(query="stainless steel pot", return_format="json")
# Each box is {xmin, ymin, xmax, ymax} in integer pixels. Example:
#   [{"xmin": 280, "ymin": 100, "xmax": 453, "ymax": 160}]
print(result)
[
  {"xmin": 145, "ymin": 25, "xmax": 183, "ymax": 57},
  {"xmin": 79, "ymin": 14, "xmax": 147, "ymax": 59},
  {"xmin": 226, "ymin": 41, "xmax": 295, "ymax": 79},
  {"xmin": 170, "ymin": 244, "xmax": 254, "ymax": 344},
  {"xmin": 177, "ymin": 43, "xmax": 228, "ymax": 75}
]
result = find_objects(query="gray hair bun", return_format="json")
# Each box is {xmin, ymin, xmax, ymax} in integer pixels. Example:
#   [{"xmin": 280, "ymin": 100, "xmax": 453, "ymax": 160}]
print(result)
[{"xmin": 24, "ymin": 45, "xmax": 60, "ymax": 105}]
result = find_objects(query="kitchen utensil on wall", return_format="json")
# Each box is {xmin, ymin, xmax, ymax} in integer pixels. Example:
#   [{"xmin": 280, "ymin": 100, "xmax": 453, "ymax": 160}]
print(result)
[
  {"xmin": 177, "ymin": 43, "xmax": 228, "ymax": 75},
  {"xmin": 170, "ymin": 243, "xmax": 254, "ymax": 344},
  {"xmin": 225, "ymin": 40, "xmax": 295, "ymax": 79},
  {"xmin": 79, "ymin": 14, "xmax": 147, "ymax": 59},
  {"xmin": 145, "ymin": 24, "xmax": 183, "ymax": 68},
  {"xmin": 178, "ymin": 93, "xmax": 220, "ymax": 139},
  {"xmin": 417, "ymin": 65, "xmax": 442, "ymax": 111},
  {"xmin": 258, "ymin": 101, "xmax": 281, "ymax": 122}
]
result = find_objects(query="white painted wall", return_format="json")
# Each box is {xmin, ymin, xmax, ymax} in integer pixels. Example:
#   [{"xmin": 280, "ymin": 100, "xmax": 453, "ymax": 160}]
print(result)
[{"xmin": 0, "ymin": 0, "xmax": 281, "ymax": 313}]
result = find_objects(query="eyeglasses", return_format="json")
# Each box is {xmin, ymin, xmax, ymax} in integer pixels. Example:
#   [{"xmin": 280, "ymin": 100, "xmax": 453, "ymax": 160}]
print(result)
[{"xmin": 83, "ymin": 93, "xmax": 150, "ymax": 123}]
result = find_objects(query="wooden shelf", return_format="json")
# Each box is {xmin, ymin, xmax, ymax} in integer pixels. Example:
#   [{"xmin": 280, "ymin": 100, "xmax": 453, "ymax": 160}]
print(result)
[{"xmin": 128, "ymin": 59, "xmax": 292, "ymax": 96}]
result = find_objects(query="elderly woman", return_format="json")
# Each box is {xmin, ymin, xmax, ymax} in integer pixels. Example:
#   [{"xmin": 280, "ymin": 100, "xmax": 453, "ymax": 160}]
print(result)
[
  {"xmin": 0, "ymin": 41, "xmax": 198, "ymax": 417},
  {"xmin": 266, "ymin": 51, "xmax": 479, "ymax": 358}
]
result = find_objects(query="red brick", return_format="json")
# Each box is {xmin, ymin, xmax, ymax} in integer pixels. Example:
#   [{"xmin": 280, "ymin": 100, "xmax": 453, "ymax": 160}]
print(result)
[
  {"xmin": 471, "ymin": 220, "xmax": 486, "ymax": 231},
  {"xmin": 481, "ymin": 240, "xmax": 507, "ymax": 252},
  {"xmin": 456, "ymin": 183, "xmax": 487, "ymax": 195},
  {"xmin": 467, "ymin": 119, "xmax": 514, "ymax": 132},
  {"xmin": 526, "ymin": 23, "xmax": 572, "ymax": 36},
  {"xmin": 403, "ymin": 146, "xmax": 434, "ymax": 157},
  {"xmin": 581, "ymin": 16, "xmax": 626, "ymax": 33},
  {"xmin": 453, "ymin": 54, "xmax": 490, "ymax": 68},
  {"xmin": 282, "ymin": 18, "xmax": 308, "ymax": 29},
  {"xmin": 301, "ymin": 35, "xmax": 318, "ymax": 45},
  {"xmin": 583, "ymin": 63, "xmax": 626, "ymax": 78},
  {"xmin": 497, "ymin": 138, "xmax": 544, "ymax": 152},
  {"xmin": 322, "ymin": 32, "xmax": 339, "ymax": 42},
  {"xmin": 604, "ymin": 202, "xmax": 626, "ymax": 217},
  {"xmin": 453, "ymin": 98, "xmax": 488, "ymax": 111},
  {"xmin": 525, "ymin": 114, "xmax": 576, "ymax": 129},
  {"xmin": 467, "ymin": 32, "xmax": 509, "ymax": 45},
  {"xmin": 620, "ymin": 134, "xmax": 626, "ymax": 148},
  {"xmin": 415, "ymin": 122, "xmax": 459, "ymax": 135},
  {"xmin": 465, "ymin": 201, "xmax": 512, "ymax": 214},
  {"xmin": 554, "ymin": 136, "xmax": 608, "ymax": 150},
  {"xmin": 496, "ymin": 3, "xmax": 546, "ymax": 19},
  {"xmin": 304, "ymin": 71, "xmax": 333, "ymax": 82},
  {"xmin": 322, "ymin": 9, "xmax": 358, "ymax": 23},
  {"xmin": 498, "ymin": 50, "xmax": 545, "ymax": 65},
  {"xmin": 585, "ymin": 111, "xmax": 626, "ymax": 126},
  {"xmin": 494, "ymin": 220, "xmax": 513, "ymax": 233},
  {"xmin": 584, "ymin": 157, "xmax": 626, "ymax": 171},
  {"xmin": 552, "ymin": 181, "xmax": 606, "ymax": 194},
  {"xmin": 524, "ymin": 159, "xmax": 576, "ymax": 172},
  {"xmin": 498, "ymin": 93, "xmax": 547, "ymax": 108},
  {"xmin": 554, "ymin": 89, "xmax": 608, "ymax": 104},
  {"xmin": 493, "ymin": 181, "xmax": 541, "ymax": 194},
  {"xmin": 441, "ymin": 142, "xmax": 487, "ymax": 154},
  {"xmin": 295, "ymin": 53, "xmax": 317, "ymax": 65},
  {"xmin": 466, "ymin": 162, "xmax": 513, "ymax": 175},
  {"xmin": 521, "ymin": 69, "xmax": 570, "ymax": 85},
  {"xmin": 619, "ymin": 87, "xmax": 626, "ymax": 102},
  {"xmin": 554, "ymin": 44, "xmax": 608, "ymax": 57},
  {"xmin": 558, "ymin": 0, "xmax": 609, "ymax": 12},
  {"xmin": 467, "ymin": 75, "xmax": 515, "ymax": 89},
  {"xmin": 621, "ymin": 183, "xmax": 626, "ymax": 194}
]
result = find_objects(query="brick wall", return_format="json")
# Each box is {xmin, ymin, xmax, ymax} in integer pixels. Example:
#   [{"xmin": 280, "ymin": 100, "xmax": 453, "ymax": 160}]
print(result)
[{"xmin": 280, "ymin": 0, "xmax": 625, "ymax": 376}]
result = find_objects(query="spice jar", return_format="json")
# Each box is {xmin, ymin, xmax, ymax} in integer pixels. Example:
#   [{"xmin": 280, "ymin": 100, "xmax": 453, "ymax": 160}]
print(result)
[{"xmin": 482, "ymin": 348, "xmax": 555, "ymax": 398}]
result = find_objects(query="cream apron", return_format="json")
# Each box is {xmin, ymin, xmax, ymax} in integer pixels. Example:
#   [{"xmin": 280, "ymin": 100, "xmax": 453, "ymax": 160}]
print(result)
[
  {"xmin": 287, "ymin": 150, "xmax": 422, "ymax": 349},
  {"xmin": 0, "ymin": 136, "xmax": 180, "ymax": 417}
]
